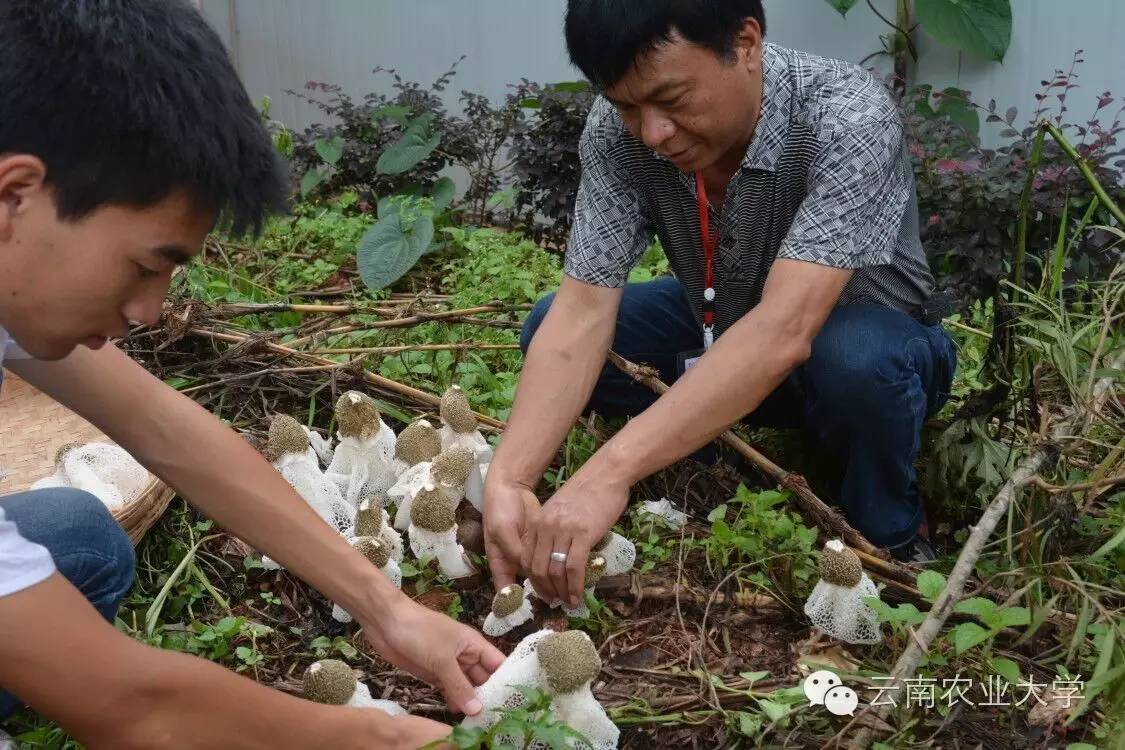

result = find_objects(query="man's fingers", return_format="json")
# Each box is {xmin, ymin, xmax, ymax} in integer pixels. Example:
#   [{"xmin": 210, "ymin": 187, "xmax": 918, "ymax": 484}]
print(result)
[
  {"xmin": 484, "ymin": 535, "xmax": 519, "ymax": 589},
  {"xmin": 564, "ymin": 536, "xmax": 591, "ymax": 609},
  {"xmin": 528, "ymin": 530, "xmax": 560, "ymax": 604}
]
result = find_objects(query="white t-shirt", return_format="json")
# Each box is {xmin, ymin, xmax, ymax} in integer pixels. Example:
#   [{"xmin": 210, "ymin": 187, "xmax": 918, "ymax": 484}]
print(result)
[{"xmin": 0, "ymin": 324, "xmax": 55, "ymax": 597}]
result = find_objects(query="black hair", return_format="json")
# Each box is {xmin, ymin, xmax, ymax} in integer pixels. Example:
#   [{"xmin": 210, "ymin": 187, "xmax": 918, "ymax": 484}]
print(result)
[
  {"xmin": 0, "ymin": 0, "xmax": 287, "ymax": 235},
  {"xmin": 565, "ymin": 0, "xmax": 767, "ymax": 90}
]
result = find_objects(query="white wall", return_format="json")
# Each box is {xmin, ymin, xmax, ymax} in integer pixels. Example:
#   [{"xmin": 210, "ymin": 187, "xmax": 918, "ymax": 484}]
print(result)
[{"xmin": 200, "ymin": 0, "xmax": 1124, "ymax": 149}]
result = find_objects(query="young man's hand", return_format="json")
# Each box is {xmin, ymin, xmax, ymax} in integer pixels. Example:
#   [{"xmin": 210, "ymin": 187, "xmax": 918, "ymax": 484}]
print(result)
[
  {"xmin": 482, "ymin": 478, "xmax": 541, "ymax": 589},
  {"xmin": 383, "ymin": 715, "xmax": 454, "ymax": 750},
  {"xmin": 361, "ymin": 595, "xmax": 505, "ymax": 717}
]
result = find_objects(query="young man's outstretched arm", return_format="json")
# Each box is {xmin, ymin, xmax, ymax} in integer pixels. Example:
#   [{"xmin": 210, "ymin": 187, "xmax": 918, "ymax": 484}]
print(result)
[
  {"xmin": 9, "ymin": 344, "xmax": 503, "ymax": 717},
  {"xmin": 0, "ymin": 574, "xmax": 451, "ymax": 749}
]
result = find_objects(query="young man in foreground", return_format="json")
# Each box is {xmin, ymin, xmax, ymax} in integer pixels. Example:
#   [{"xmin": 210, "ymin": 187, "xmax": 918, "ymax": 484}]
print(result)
[
  {"xmin": 0, "ymin": 2, "xmax": 501, "ymax": 747},
  {"xmin": 485, "ymin": 0, "xmax": 956, "ymax": 607}
]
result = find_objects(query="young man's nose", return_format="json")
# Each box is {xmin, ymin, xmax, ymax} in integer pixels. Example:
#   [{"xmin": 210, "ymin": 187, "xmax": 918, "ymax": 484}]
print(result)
[{"xmin": 122, "ymin": 287, "xmax": 165, "ymax": 327}]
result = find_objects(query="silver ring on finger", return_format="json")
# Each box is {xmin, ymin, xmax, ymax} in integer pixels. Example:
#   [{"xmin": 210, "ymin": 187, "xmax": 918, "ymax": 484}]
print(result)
[{"xmin": 550, "ymin": 551, "xmax": 568, "ymax": 564}]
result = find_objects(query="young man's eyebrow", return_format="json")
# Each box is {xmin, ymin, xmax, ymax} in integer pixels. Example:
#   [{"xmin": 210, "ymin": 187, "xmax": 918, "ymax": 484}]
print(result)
[{"xmin": 154, "ymin": 245, "xmax": 193, "ymax": 265}]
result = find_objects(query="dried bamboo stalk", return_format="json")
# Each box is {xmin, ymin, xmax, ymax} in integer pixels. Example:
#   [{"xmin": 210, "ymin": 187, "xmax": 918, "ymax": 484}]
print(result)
[{"xmin": 186, "ymin": 327, "xmax": 507, "ymax": 430}]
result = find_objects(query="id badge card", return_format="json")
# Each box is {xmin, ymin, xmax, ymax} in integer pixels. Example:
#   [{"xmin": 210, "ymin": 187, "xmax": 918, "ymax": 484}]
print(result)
[{"xmin": 676, "ymin": 347, "xmax": 707, "ymax": 376}]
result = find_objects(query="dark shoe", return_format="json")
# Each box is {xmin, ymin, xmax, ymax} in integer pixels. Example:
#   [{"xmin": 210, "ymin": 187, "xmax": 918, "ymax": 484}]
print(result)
[{"xmin": 889, "ymin": 534, "xmax": 938, "ymax": 565}]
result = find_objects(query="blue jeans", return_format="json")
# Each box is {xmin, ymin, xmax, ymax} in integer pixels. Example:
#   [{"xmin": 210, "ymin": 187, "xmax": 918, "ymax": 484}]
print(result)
[
  {"xmin": 521, "ymin": 277, "xmax": 956, "ymax": 550},
  {"xmin": 0, "ymin": 488, "xmax": 135, "ymax": 719}
]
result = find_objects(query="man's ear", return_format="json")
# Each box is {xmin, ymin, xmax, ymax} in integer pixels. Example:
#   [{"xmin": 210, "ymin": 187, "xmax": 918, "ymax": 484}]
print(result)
[
  {"xmin": 734, "ymin": 17, "xmax": 764, "ymax": 72},
  {"xmin": 0, "ymin": 154, "xmax": 49, "ymax": 240}
]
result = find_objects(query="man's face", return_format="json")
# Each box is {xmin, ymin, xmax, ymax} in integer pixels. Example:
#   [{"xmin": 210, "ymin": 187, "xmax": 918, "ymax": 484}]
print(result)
[
  {"xmin": 0, "ymin": 155, "xmax": 211, "ymax": 360},
  {"xmin": 604, "ymin": 21, "xmax": 764, "ymax": 173}
]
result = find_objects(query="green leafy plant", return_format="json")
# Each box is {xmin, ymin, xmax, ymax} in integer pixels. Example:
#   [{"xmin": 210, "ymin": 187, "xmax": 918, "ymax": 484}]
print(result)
[
  {"xmin": 437, "ymin": 686, "xmax": 589, "ymax": 750},
  {"xmin": 310, "ymin": 635, "xmax": 359, "ymax": 661},
  {"xmin": 701, "ymin": 486, "xmax": 818, "ymax": 597},
  {"xmin": 357, "ymin": 195, "xmax": 437, "ymax": 291}
]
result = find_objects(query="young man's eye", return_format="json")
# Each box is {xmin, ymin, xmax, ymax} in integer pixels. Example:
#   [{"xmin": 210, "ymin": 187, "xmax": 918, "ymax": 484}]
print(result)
[{"xmin": 135, "ymin": 263, "xmax": 160, "ymax": 279}]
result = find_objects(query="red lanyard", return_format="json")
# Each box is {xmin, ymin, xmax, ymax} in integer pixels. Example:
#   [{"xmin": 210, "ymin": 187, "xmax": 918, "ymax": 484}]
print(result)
[{"xmin": 695, "ymin": 172, "xmax": 718, "ymax": 349}]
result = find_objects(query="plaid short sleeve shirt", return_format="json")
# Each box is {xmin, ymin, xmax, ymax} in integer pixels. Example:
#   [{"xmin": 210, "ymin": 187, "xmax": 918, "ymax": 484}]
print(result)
[{"xmin": 565, "ymin": 43, "xmax": 935, "ymax": 337}]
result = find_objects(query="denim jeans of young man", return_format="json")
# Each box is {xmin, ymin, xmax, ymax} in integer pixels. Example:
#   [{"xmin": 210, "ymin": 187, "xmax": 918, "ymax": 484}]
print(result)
[
  {"xmin": 521, "ymin": 276, "xmax": 956, "ymax": 551},
  {"xmin": 0, "ymin": 488, "xmax": 135, "ymax": 720}
]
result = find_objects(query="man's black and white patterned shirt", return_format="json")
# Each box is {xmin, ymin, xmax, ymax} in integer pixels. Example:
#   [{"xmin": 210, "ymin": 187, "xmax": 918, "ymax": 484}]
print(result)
[{"xmin": 565, "ymin": 42, "xmax": 935, "ymax": 337}]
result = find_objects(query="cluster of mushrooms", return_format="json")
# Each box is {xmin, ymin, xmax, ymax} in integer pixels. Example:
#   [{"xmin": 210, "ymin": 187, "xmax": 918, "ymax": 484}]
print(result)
[{"xmin": 258, "ymin": 384, "xmax": 884, "ymax": 748}]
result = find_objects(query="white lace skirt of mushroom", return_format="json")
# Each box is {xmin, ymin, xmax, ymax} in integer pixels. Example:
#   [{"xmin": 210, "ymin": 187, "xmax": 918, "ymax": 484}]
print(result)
[
  {"xmin": 592, "ymin": 532, "xmax": 636, "ymax": 576},
  {"xmin": 331, "ymin": 536, "xmax": 403, "ymax": 623},
  {"xmin": 438, "ymin": 386, "xmax": 494, "ymax": 463},
  {"xmin": 462, "ymin": 629, "xmax": 619, "ymax": 750},
  {"xmin": 524, "ymin": 555, "xmax": 609, "ymax": 620},
  {"xmin": 483, "ymin": 584, "xmax": 534, "ymax": 636},
  {"xmin": 388, "ymin": 419, "xmax": 444, "ymax": 529},
  {"xmin": 407, "ymin": 484, "xmax": 476, "ymax": 579},
  {"xmin": 302, "ymin": 659, "xmax": 406, "ymax": 716},
  {"xmin": 262, "ymin": 415, "xmax": 356, "ymax": 538},
  {"xmin": 324, "ymin": 391, "xmax": 398, "ymax": 507},
  {"xmin": 803, "ymin": 539, "xmax": 883, "ymax": 645},
  {"xmin": 355, "ymin": 500, "xmax": 404, "ymax": 564},
  {"xmin": 31, "ymin": 442, "xmax": 149, "ymax": 511}
]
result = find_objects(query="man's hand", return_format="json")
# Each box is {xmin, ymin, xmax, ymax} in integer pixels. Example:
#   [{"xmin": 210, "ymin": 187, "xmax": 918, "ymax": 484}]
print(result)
[
  {"xmin": 483, "ymin": 478, "xmax": 541, "ymax": 589},
  {"xmin": 521, "ymin": 471, "xmax": 630, "ymax": 609},
  {"xmin": 361, "ymin": 595, "xmax": 505, "ymax": 717}
]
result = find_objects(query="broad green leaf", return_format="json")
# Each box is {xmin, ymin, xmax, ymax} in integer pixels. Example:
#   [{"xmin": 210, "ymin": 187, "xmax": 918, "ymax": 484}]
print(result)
[
  {"xmin": 356, "ymin": 202, "xmax": 434, "ymax": 291},
  {"xmin": 299, "ymin": 168, "xmax": 324, "ymax": 196},
  {"xmin": 707, "ymin": 504, "xmax": 728, "ymax": 523},
  {"xmin": 990, "ymin": 656, "xmax": 1020, "ymax": 684},
  {"xmin": 1066, "ymin": 744, "xmax": 1098, "ymax": 750},
  {"xmin": 314, "ymin": 136, "xmax": 344, "ymax": 165},
  {"xmin": 953, "ymin": 596, "xmax": 997, "ymax": 620},
  {"xmin": 995, "ymin": 606, "xmax": 1030, "ymax": 628},
  {"xmin": 757, "ymin": 698, "xmax": 788, "ymax": 722},
  {"xmin": 824, "ymin": 0, "xmax": 860, "ymax": 15},
  {"xmin": 431, "ymin": 176, "xmax": 456, "ymax": 212},
  {"xmin": 952, "ymin": 621, "xmax": 991, "ymax": 654},
  {"xmin": 914, "ymin": 0, "xmax": 1012, "ymax": 61},
  {"xmin": 371, "ymin": 104, "xmax": 411, "ymax": 124},
  {"xmin": 916, "ymin": 570, "xmax": 947, "ymax": 601},
  {"xmin": 736, "ymin": 711, "xmax": 762, "ymax": 738},
  {"xmin": 377, "ymin": 117, "xmax": 442, "ymax": 175},
  {"xmin": 863, "ymin": 595, "xmax": 898, "ymax": 623}
]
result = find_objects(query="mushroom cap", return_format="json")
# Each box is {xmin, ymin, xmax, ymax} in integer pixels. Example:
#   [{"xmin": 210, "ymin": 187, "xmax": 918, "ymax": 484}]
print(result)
[
  {"xmin": 536, "ymin": 630, "xmax": 602, "ymax": 694},
  {"xmin": 439, "ymin": 385, "xmax": 477, "ymax": 433},
  {"xmin": 410, "ymin": 484, "xmax": 456, "ymax": 532},
  {"xmin": 819, "ymin": 543, "xmax": 863, "ymax": 587},
  {"xmin": 354, "ymin": 500, "xmax": 383, "ymax": 537},
  {"xmin": 335, "ymin": 391, "xmax": 382, "ymax": 441},
  {"xmin": 353, "ymin": 536, "xmax": 392, "ymax": 569},
  {"xmin": 302, "ymin": 659, "xmax": 357, "ymax": 705},
  {"xmin": 54, "ymin": 441, "xmax": 83, "ymax": 467},
  {"xmin": 491, "ymin": 584, "xmax": 526, "ymax": 618},
  {"xmin": 584, "ymin": 555, "xmax": 607, "ymax": 587},
  {"xmin": 264, "ymin": 414, "xmax": 309, "ymax": 462},
  {"xmin": 431, "ymin": 446, "xmax": 475, "ymax": 487},
  {"xmin": 394, "ymin": 419, "xmax": 442, "ymax": 465}
]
